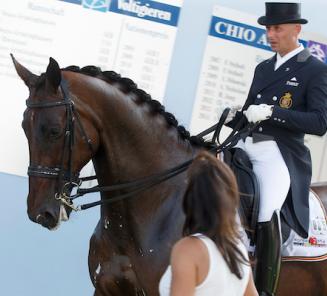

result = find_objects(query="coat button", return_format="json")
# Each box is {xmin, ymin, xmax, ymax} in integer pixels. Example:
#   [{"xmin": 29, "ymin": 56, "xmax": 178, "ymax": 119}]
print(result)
[
  {"xmin": 258, "ymin": 127, "xmax": 263, "ymax": 132},
  {"xmin": 257, "ymin": 94, "xmax": 262, "ymax": 99},
  {"xmin": 272, "ymin": 96, "xmax": 278, "ymax": 101}
]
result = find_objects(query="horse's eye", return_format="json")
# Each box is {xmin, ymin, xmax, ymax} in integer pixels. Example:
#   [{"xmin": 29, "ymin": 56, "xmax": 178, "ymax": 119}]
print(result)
[
  {"xmin": 41, "ymin": 125, "xmax": 62, "ymax": 140},
  {"xmin": 49, "ymin": 127, "xmax": 61, "ymax": 139}
]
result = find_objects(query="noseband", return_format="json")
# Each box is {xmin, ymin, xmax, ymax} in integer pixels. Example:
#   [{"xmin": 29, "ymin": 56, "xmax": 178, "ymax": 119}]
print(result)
[{"xmin": 26, "ymin": 79, "xmax": 94, "ymax": 210}]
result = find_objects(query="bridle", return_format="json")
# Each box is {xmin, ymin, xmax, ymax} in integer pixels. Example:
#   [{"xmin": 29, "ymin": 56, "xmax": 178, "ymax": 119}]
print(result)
[
  {"xmin": 26, "ymin": 78, "xmax": 258, "ymax": 212},
  {"xmin": 26, "ymin": 79, "xmax": 94, "ymax": 210}
]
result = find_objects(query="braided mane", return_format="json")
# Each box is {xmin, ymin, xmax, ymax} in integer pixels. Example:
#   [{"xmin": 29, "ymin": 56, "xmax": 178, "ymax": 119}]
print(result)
[{"xmin": 38, "ymin": 65, "xmax": 213, "ymax": 148}]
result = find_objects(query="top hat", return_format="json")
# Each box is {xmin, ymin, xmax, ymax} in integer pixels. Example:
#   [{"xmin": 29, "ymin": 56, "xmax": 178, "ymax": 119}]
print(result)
[{"xmin": 258, "ymin": 2, "xmax": 308, "ymax": 26}]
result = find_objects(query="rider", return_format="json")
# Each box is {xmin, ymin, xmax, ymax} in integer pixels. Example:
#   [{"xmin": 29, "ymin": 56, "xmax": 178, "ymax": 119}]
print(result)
[{"xmin": 226, "ymin": 2, "xmax": 327, "ymax": 296}]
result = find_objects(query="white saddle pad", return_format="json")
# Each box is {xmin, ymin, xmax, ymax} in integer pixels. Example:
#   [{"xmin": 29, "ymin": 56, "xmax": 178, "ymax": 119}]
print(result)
[{"xmin": 282, "ymin": 190, "xmax": 327, "ymax": 262}]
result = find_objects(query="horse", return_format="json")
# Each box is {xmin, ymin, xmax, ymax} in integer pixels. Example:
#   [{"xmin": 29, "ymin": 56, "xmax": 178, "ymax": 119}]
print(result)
[
  {"xmin": 277, "ymin": 182, "xmax": 327, "ymax": 296},
  {"xmin": 12, "ymin": 56, "xmax": 327, "ymax": 295}
]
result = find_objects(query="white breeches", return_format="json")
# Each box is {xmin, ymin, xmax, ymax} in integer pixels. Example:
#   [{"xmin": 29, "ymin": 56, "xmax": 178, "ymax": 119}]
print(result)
[{"xmin": 235, "ymin": 137, "xmax": 291, "ymax": 222}]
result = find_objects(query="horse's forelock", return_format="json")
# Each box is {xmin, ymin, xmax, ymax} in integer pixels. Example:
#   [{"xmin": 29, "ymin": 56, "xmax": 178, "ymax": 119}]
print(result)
[{"xmin": 32, "ymin": 73, "xmax": 46, "ymax": 93}]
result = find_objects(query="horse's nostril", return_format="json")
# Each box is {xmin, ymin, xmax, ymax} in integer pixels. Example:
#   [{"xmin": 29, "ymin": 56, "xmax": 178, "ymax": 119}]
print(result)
[
  {"xmin": 44, "ymin": 211, "xmax": 56, "ymax": 226},
  {"xmin": 36, "ymin": 214, "xmax": 45, "ymax": 225},
  {"xmin": 36, "ymin": 211, "xmax": 57, "ymax": 229},
  {"xmin": 44, "ymin": 211, "xmax": 53, "ymax": 221}
]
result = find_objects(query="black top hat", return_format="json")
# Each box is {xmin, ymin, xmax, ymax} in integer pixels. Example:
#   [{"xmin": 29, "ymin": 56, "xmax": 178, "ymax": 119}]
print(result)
[{"xmin": 258, "ymin": 2, "xmax": 308, "ymax": 26}]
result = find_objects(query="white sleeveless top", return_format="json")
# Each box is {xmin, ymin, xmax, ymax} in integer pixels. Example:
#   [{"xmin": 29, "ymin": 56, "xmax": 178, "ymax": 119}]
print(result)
[{"xmin": 159, "ymin": 234, "xmax": 250, "ymax": 296}]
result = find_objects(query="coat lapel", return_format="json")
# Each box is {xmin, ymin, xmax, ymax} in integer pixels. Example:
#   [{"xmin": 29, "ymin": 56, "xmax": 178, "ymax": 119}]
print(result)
[{"xmin": 256, "ymin": 49, "xmax": 311, "ymax": 93}]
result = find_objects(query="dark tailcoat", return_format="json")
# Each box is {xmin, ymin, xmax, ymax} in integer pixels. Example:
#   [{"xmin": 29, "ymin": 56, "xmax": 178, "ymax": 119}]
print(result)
[{"xmin": 228, "ymin": 49, "xmax": 327, "ymax": 237}]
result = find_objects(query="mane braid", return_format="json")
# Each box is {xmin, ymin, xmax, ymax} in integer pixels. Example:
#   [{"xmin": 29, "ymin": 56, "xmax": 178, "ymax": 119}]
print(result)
[{"xmin": 61, "ymin": 65, "xmax": 213, "ymax": 149}]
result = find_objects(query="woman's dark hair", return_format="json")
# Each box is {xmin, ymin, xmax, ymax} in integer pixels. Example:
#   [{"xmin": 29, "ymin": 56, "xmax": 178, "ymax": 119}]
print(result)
[{"xmin": 182, "ymin": 150, "xmax": 248, "ymax": 279}]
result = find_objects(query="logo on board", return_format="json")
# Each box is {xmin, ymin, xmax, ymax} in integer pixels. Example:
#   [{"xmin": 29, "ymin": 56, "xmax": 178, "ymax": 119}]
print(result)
[
  {"xmin": 59, "ymin": 0, "xmax": 180, "ymax": 26},
  {"xmin": 307, "ymin": 41, "xmax": 327, "ymax": 63},
  {"xmin": 209, "ymin": 17, "xmax": 271, "ymax": 51},
  {"xmin": 117, "ymin": 0, "xmax": 171, "ymax": 20},
  {"xmin": 82, "ymin": 0, "xmax": 111, "ymax": 12},
  {"xmin": 110, "ymin": 0, "xmax": 180, "ymax": 26}
]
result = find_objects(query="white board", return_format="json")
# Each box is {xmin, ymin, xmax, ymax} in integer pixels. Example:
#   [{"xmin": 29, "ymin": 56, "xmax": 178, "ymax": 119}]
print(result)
[{"xmin": 0, "ymin": 0, "xmax": 183, "ymax": 176}]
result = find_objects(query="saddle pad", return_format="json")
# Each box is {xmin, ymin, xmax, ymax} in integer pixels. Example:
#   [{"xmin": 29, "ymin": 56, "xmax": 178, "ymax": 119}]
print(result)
[{"xmin": 282, "ymin": 190, "xmax": 327, "ymax": 262}]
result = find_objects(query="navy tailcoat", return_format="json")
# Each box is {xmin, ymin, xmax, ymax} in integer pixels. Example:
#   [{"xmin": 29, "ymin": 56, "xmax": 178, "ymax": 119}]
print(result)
[{"xmin": 228, "ymin": 49, "xmax": 327, "ymax": 237}]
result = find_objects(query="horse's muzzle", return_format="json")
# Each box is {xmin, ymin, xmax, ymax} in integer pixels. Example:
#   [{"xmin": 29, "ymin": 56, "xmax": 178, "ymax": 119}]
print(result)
[{"xmin": 34, "ymin": 211, "xmax": 59, "ymax": 230}]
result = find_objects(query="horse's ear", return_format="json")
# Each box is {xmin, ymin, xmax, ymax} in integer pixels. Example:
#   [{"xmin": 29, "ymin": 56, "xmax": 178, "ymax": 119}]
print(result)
[
  {"xmin": 10, "ymin": 53, "xmax": 38, "ymax": 88},
  {"xmin": 45, "ymin": 57, "xmax": 62, "ymax": 93}
]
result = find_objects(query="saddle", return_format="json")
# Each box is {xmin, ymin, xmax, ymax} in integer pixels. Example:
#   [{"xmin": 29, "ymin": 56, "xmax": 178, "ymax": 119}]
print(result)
[
  {"xmin": 224, "ymin": 147, "xmax": 291, "ymax": 244},
  {"xmin": 223, "ymin": 147, "xmax": 260, "ymax": 244},
  {"xmin": 224, "ymin": 148, "xmax": 327, "ymax": 262}
]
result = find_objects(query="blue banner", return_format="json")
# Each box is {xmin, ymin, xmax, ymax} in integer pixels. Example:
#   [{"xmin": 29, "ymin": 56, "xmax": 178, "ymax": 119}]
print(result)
[
  {"xmin": 59, "ymin": 0, "xmax": 180, "ymax": 26},
  {"xmin": 209, "ymin": 16, "xmax": 307, "ymax": 52},
  {"xmin": 209, "ymin": 16, "xmax": 271, "ymax": 51},
  {"xmin": 109, "ymin": 0, "xmax": 180, "ymax": 27}
]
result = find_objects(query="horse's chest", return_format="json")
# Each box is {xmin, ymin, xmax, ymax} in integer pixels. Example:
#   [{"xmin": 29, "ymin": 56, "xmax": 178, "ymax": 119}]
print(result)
[{"xmin": 88, "ymin": 227, "xmax": 158, "ymax": 295}]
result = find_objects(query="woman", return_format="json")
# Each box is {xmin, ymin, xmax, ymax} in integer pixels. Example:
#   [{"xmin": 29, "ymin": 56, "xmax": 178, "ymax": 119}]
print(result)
[{"xmin": 159, "ymin": 151, "xmax": 258, "ymax": 296}]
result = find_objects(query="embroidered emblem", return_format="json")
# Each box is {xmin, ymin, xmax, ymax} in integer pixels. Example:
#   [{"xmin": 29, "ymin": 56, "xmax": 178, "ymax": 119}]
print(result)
[
  {"xmin": 286, "ymin": 76, "xmax": 299, "ymax": 87},
  {"xmin": 280, "ymin": 92, "xmax": 293, "ymax": 108}
]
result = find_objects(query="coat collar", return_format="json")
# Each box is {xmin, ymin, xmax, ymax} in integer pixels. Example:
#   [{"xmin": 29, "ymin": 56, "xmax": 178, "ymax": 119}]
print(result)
[{"xmin": 256, "ymin": 48, "xmax": 311, "ymax": 92}]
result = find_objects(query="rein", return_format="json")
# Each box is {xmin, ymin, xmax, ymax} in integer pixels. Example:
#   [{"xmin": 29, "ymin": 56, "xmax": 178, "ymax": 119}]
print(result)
[
  {"xmin": 27, "ymin": 79, "xmax": 257, "ymax": 211},
  {"xmin": 71, "ymin": 111, "xmax": 257, "ymax": 211}
]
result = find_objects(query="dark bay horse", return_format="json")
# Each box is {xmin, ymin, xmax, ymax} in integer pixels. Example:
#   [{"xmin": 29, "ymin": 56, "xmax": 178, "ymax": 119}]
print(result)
[{"xmin": 12, "ymin": 56, "xmax": 327, "ymax": 295}]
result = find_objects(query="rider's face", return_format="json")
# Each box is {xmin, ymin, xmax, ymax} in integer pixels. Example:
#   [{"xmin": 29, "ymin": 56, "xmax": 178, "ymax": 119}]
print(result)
[{"xmin": 266, "ymin": 23, "xmax": 301, "ymax": 56}]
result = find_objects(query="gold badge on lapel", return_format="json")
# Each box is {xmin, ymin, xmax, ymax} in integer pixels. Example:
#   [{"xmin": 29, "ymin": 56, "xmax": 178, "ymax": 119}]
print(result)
[{"xmin": 279, "ymin": 92, "xmax": 293, "ymax": 109}]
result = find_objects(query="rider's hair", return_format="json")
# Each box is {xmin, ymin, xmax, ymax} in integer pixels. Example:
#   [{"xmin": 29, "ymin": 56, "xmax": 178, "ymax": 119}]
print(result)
[{"xmin": 182, "ymin": 151, "xmax": 249, "ymax": 279}]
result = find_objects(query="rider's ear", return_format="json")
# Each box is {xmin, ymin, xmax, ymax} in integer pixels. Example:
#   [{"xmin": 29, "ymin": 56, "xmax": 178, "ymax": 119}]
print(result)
[
  {"xmin": 45, "ymin": 57, "xmax": 62, "ymax": 93},
  {"xmin": 10, "ymin": 53, "xmax": 38, "ymax": 88}
]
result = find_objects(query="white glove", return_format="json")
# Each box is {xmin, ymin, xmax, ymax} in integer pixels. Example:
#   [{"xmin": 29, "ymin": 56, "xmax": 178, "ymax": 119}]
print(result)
[
  {"xmin": 225, "ymin": 105, "xmax": 242, "ymax": 124},
  {"xmin": 243, "ymin": 104, "xmax": 273, "ymax": 123}
]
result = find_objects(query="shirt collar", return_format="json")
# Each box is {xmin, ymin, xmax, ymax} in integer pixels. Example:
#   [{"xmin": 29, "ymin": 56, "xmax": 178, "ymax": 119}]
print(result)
[{"xmin": 275, "ymin": 44, "xmax": 305, "ymax": 71}]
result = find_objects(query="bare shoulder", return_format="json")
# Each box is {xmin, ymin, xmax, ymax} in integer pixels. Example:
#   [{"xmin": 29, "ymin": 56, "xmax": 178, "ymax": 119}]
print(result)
[
  {"xmin": 171, "ymin": 236, "xmax": 206, "ymax": 263},
  {"xmin": 172, "ymin": 236, "xmax": 203, "ymax": 253},
  {"xmin": 170, "ymin": 237, "xmax": 201, "ymax": 294}
]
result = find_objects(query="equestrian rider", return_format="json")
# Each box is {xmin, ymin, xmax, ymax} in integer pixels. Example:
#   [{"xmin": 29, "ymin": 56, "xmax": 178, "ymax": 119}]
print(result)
[{"xmin": 226, "ymin": 3, "xmax": 327, "ymax": 296}]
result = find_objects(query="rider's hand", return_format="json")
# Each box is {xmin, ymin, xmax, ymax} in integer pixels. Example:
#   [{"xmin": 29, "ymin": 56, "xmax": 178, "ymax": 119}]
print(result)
[
  {"xmin": 225, "ymin": 105, "xmax": 242, "ymax": 124},
  {"xmin": 243, "ymin": 104, "xmax": 273, "ymax": 123}
]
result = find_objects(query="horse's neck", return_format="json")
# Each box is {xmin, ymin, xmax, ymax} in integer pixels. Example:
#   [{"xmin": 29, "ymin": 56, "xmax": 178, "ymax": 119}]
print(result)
[{"xmin": 71, "ymin": 72, "xmax": 196, "ymax": 213}]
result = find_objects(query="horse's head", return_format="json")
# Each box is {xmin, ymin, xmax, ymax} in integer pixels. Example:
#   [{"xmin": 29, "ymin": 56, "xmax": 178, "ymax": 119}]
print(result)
[{"xmin": 12, "ymin": 55, "xmax": 99, "ymax": 230}]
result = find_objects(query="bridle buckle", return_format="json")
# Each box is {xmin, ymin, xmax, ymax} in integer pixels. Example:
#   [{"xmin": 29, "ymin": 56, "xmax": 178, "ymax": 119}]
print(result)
[{"xmin": 55, "ymin": 192, "xmax": 80, "ymax": 212}]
